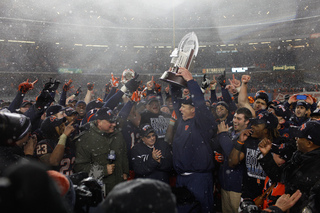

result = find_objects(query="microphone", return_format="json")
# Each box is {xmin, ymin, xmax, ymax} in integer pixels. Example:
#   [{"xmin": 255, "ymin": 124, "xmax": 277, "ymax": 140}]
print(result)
[{"xmin": 108, "ymin": 150, "xmax": 116, "ymax": 164}]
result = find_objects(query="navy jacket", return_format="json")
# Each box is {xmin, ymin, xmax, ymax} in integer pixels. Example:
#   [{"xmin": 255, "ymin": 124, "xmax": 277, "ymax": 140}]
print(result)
[
  {"xmin": 171, "ymin": 80, "xmax": 217, "ymax": 174},
  {"xmin": 131, "ymin": 139, "xmax": 173, "ymax": 183}
]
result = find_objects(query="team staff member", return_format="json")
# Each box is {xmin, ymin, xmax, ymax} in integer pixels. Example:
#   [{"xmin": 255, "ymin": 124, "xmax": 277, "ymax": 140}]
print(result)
[
  {"xmin": 74, "ymin": 107, "xmax": 129, "ymax": 195},
  {"xmin": 171, "ymin": 67, "xmax": 217, "ymax": 213},
  {"xmin": 131, "ymin": 124, "xmax": 173, "ymax": 183}
]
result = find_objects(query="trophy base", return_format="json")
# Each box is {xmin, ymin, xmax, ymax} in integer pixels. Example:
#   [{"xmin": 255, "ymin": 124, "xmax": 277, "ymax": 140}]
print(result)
[{"xmin": 159, "ymin": 71, "xmax": 187, "ymax": 87}]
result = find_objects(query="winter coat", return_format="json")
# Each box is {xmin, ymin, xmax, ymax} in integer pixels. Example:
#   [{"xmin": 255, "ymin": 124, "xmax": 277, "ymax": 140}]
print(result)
[
  {"xmin": 74, "ymin": 122, "xmax": 129, "ymax": 194},
  {"xmin": 258, "ymin": 147, "xmax": 320, "ymax": 213},
  {"xmin": 131, "ymin": 139, "xmax": 173, "ymax": 183}
]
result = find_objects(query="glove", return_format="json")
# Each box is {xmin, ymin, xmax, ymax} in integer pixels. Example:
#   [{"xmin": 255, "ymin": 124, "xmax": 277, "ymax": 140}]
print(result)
[
  {"xmin": 18, "ymin": 79, "xmax": 38, "ymax": 94},
  {"xmin": 110, "ymin": 73, "xmax": 119, "ymax": 87},
  {"xmin": 125, "ymin": 74, "xmax": 140, "ymax": 93},
  {"xmin": 217, "ymin": 73, "xmax": 226, "ymax": 88},
  {"xmin": 35, "ymin": 90, "xmax": 54, "ymax": 110},
  {"xmin": 74, "ymin": 87, "xmax": 82, "ymax": 97},
  {"xmin": 63, "ymin": 79, "xmax": 73, "ymax": 92},
  {"xmin": 50, "ymin": 79, "xmax": 61, "ymax": 92},
  {"xmin": 214, "ymin": 151, "xmax": 224, "ymax": 163},
  {"xmin": 43, "ymin": 78, "xmax": 55, "ymax": 91},
  {"xmin": 87, "ymin": 83, "xmax": 94, "ymax": 91},
  {"xmin": 201, "ymin": 74, "xmax": 211, "ymax": 90}
]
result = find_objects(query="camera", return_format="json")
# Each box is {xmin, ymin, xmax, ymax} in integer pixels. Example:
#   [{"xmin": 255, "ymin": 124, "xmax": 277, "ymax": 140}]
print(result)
[{"xmin": 239, "ymin": 199, "xmax": 260, "ymax": 213}]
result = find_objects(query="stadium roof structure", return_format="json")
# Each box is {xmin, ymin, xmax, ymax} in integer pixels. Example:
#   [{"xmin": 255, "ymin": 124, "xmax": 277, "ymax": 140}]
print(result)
[{"xmin": 0, "ymin": 0, "xmax": 319, "ymax": 47}]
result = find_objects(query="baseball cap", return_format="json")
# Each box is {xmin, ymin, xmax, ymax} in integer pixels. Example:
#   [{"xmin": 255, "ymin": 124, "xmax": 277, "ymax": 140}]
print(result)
[
  {"xmin": 20, "ymin": 100, "xmax": 32, "ymax": 108},
  {"xmin": 250, "ymin": 111, "xmax": 279, "ymax": 129},
  {"xmin": 255, "ymin": 90, "xmax": 269, "ymax": 104},
  {"xmin": 310, "ymin": 108, "xmax": 320, "ymax": 117},
  {"xmin": 94, "ymin": 107, "xmax": 116, "ymax": 122},
  {"xmin": 40, "ymin": 116, "xmax": 66, "ymax": 138},
  {"xmin": 75, "ymin": 100, "xmax": 86, "ymax": 107},
  {"xmin": 46, "ymin": 105, "xmax": 65, "ymax": 117},
  {"xmin": 0, "ymin": 112, "xmax": 32, "ymax": 146},
  {"xmin": 140, "ymin": 124, "xmax": 155, "ymax": 137},
  {"xmin": 86, "ymin": 100, "xmax": 104, "ymax": 113},
  {"xmin": 145, "ymin": 95, "xmax": 160, "ymax": 105},
  {"xmin": 270, "ymin": 105, "xmax": 291, "ymax": 120},
  {"xmin": 296, "ymin": 100, "xmax": 310, "ymax": 109},
  {"xmin": 297, "ymin": 120, "xmax": 320, "ymax": 145},
  {"xmin": 216, "ymin": 101, "xmax": 229, "ymax": 111},
  {"xmin": 64, "ymin": 107, "xmax": 78, "ymax": 116},
  {"xmin": 180, "ymin": 95, "xmax": 194, "ymax": 106}
]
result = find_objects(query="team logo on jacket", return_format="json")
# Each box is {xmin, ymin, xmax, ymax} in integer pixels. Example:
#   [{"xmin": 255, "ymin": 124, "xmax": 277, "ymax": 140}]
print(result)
[{"xmin": 185, "ymin": 125, "xmax": 189, "ymax": 131}]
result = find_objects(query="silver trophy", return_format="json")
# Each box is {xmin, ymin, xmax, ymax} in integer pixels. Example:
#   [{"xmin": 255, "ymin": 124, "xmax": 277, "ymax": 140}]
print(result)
[{"xmin": 160, "ymin": 32, "xmax": 199, "ymax": 87}]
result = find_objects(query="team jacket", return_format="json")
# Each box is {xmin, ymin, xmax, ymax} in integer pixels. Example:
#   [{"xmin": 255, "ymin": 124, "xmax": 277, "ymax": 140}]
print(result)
[
  {"xmin": 131, "ymin": 139, "xmax": 173, "ymax": 183},
  {"xmin": 171, "ymin": 80, "xmax": 217, "ymax": 174}
]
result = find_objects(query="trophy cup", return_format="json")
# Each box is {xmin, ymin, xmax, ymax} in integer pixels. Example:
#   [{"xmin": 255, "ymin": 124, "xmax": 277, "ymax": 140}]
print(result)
[{"xmin": 160, "ymin": 32, "xmax": 199, "ymax": 87}]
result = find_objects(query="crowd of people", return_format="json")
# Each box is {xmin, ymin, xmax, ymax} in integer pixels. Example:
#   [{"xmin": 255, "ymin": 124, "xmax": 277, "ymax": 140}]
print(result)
[{"xmin": 0, "ymin": 68, "xmax": 320, "ymax": 213}]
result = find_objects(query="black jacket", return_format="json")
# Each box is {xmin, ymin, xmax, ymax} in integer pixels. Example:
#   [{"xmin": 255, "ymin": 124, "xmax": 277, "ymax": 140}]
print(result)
[
  {"xmin": 258, "ymin": 147, "xmax": 320, "ymax": 213},
  {"xmin": 131, "ymin": 139, "xmax": 173, "ymax": 183}
]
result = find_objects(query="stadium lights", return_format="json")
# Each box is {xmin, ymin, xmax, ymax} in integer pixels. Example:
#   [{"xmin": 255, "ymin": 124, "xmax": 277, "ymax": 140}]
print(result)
[
  {"xmin": 8, "ymin": 40, "xmax": 35, "ymax": 44},
  {"xmin": 86, "ymin": 44, "xmax": 108, "ymax": 47}
]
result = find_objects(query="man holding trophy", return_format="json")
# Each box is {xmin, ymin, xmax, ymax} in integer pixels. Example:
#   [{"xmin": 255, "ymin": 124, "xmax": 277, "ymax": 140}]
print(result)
[{"xmin": 165, "ymin": 32, "xmax": 217, "ymax": 212}]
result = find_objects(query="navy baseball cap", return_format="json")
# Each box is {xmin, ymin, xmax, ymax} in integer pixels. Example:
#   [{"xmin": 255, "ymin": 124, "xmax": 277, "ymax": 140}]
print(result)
[
  {"xmin": 86, "ymin": 100, "xmax": 104, "ymax": 113},
  {"xmin": 255, "ymin": 90, "xmax": 269, "ymax": 103},
  {"xmin": 40, "ymin": 116, "xmax": 66, "ymax": 138},
  {"xmin": 270, "ymin": 105, "xmax": 291, "ymax": 120},
  {"xmin": 64, "ymin": 107, "xmax": 78, "ymax": 116},
  {"xmin": 297, "ymin": 120, "xmax": 320, "ymax": 145},
  {"xmin": 140, "ymin": 124, "xmax": 155, "ymax": 137},
  {"xmin": 95, "ymin": 107, "xmax": 116, "ymax": 122},
  {"xmin": 46, "ymin": 105, "xmax": 65, "ymax": 117},
  {"xmin": 296, "ymin": 100, "xmax": 310, "ymax": 109},
  {"xmin": 250, "ymin": 111, "xmax": 279, "ymax": 129},
  {"xmin": 180, "ymin": 95, "xmax": 194, "ymax": 106}
]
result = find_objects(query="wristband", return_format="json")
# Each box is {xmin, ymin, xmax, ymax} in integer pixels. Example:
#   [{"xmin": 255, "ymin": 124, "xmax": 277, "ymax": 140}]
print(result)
[
  {"xmin": 169, "ymin": 119, "xmax": 176, "ymax": 126},
  {"xmin": 234, "ymin": 140, "xmax": 244, "ymax": 151},
  {"xmin": 58, "ymin": 134, "xmax": 67, "ymax": 146}
]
